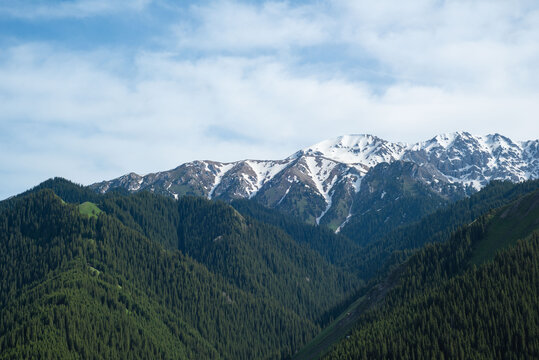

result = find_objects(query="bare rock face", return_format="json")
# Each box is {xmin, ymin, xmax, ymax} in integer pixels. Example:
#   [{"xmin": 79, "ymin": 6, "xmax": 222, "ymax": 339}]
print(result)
[{"xmin": 90, "ymin": 132, "xmax": 539, "ymax": 230}]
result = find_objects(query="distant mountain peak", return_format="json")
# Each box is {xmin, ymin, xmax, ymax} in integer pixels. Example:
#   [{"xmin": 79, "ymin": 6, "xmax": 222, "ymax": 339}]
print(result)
[{"xmin": 299, "ymin": 133, "xmax": 405, "ymax": 166}]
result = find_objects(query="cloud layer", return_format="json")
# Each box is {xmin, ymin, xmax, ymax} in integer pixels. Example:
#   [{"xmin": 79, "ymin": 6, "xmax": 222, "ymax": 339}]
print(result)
[{"xmin": 1, "ymin": 0, "xmax": 538, "ymax": 199}]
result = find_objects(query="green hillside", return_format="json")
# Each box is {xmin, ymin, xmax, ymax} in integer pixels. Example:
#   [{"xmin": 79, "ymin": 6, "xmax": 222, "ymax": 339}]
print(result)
[
  {"xmin": 340, "ymin": 161, "xmax": 452, "ymax": 247},
  {"xmin": 78, "ymin": 201, "xmax": 102, "ymax": 218},
  {"xmin": 3, "ymin": 178, "xmax": 539, "ymax": 359},
  {"xmin": 323, "ymin": 189, "xmax": 539, "ymax": 359},
  {"xmin": 471, "ymin": 189, "xmax": 539, "ymax": 264},
  {"xmin": 231, "ymin": 198, "xmax": 360, "ymax": 265},
  {"xmin": 96, "ymin": 192, "xmax": 361, "ymax": 324},
  {"xmin": 0, "ymin": 181, "xmax": 362, "ymax": 359},
  {"xmin": 340, "ymin": 179, "xmax": 539, "ymax": 281}
]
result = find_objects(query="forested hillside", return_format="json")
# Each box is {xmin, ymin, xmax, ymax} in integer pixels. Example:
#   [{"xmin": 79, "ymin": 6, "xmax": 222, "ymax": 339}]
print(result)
[
  {"xmin": 231, "ymin": 199, "xmax": 360, "ymax": 264},
  {"xmin": 2, "ymin": 178, "xmax": 538, "ymax": 359},
  {"xmin": 338, "ymin": 161, "xmax": 452, "ymax": 245},
  {"xmin": 340, "ymin": 179, "xmax": 539, "ymax": 281},
  {"xmin": 0, "ymin": 180, "xmax": 361, "ymax": 359},
  {"xmin": 325, "ymin": 189, "xmax": 539, "ymax": 359},
  {"xmin": 99, "ymin": 192, "xmax": 360, "ymax": 322}
]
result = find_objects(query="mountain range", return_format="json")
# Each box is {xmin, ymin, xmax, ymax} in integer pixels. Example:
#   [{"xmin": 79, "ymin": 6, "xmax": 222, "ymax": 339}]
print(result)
[
  {"xmin": 91, "ymin": 132, "xmax": 539, "ymax": 233},
  {"xmin": 1, "ymin": 130, "xmax": 538, "ymax": 359}
]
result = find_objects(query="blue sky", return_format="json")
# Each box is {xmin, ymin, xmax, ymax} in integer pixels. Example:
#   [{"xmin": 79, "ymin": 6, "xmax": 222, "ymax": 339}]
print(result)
[{"xmin": 1, "ymin": 0, "xmax": 538, "ymax": 199}]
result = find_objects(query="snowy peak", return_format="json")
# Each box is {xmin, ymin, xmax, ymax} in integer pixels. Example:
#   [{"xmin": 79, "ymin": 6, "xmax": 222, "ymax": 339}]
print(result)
[
  {"xmin": 404, "ymin": 132, "xmax": 534, "ymax": 188},
  {"xmin": 418, "ymin": 132, "xmax": 521, "ymax": 158},
  {"xmin": 416, "ymin": 131, "xmax": 474, "ymax": 151},
  {"xmin": 299, "ymin": 134, "xmax": 405, "ymax": 167},
  {"xmin": 298, "ymin": 132, "xmax": 537, "ymax": 189}
]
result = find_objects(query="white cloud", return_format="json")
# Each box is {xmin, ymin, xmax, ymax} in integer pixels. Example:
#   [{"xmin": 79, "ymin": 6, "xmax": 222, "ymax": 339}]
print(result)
[
  {"xmin": 333, "ymin": 0, "xmax": 539, "ymax": 90},
  {"xmin": 176, "ymin": 1, "xmax": 331, "ymax": 51},
  {"xmin": 173, "ymin": 1, "xmax": 539, "ymax": 91}
]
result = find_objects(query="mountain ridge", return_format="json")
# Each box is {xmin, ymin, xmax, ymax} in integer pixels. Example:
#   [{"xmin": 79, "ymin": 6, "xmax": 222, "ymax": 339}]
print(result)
[{"xmin": 90, "ymin": 132, "xmax": 539, "ymax": 230}]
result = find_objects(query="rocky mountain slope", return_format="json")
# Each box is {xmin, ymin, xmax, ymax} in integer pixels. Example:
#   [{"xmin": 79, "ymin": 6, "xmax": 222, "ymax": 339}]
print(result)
[{"xmin": 91, "ymin": 132, "xmax": 539, "ymax": 231}]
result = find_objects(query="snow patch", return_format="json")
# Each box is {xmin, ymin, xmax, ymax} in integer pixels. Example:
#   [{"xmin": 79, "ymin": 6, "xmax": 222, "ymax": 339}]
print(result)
[
  {"xmin": 316, "ymin": 190, "xmax": 334, "ymax": 225},
  {"xmin": 208, "ymin": 163, "xmax": 235, "ymax": 199},
  {"xmin": 303, "ymin": 156, "xmax": 340, "ymax": 223},
  {"xmin": 244, "ymin": 160, "xmax": 291, "ymax": 198},
  {"xmin": 128, "ymin": 176, "xmax": 144, "ymax": 191},
  {"xmin": 335, "ymin": 204, "xmax": 353, "ymax": 233},
  {"xmin": 277, "ymin": 186, "xmax": 291, "ymax": 205},
  {"xmin": 352, "ymin": 175, "xmax": 362, "ymax": 193}
]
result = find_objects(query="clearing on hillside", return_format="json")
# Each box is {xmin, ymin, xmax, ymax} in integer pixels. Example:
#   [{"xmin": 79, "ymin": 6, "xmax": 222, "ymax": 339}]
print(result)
[{"xmin": 78, "ymin": 202, "xmax": 102, "ymax": 218}]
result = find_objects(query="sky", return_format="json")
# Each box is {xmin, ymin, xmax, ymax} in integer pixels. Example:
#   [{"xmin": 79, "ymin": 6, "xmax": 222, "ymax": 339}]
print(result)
[{"xmin": 1, "ymin": 0, "xmax": 538, "ymax": 199}]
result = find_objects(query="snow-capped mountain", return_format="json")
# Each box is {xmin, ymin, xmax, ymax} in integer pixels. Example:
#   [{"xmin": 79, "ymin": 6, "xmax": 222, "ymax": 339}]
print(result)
[
  {"xmin": 91, "ymin": 132, "xmax": 539, "ymax": 231},
  {"xmin": 298, "ymin": 134, "xmax": 406, "ymax": 167}
]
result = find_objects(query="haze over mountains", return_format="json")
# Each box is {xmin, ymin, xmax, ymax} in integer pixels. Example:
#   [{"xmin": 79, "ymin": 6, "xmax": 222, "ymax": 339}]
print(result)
[{"xmin": 92, "ymin": 132, "xmax": 539, "ymax": 231}]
